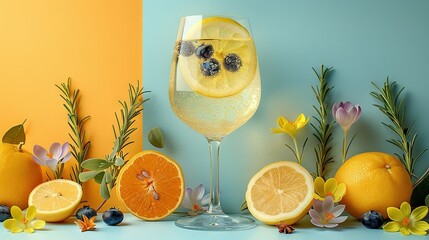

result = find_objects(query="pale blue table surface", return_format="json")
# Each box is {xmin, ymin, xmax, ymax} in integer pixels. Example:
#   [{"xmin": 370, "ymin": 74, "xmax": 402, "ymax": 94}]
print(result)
[{"xmin": 0, "ymin": 214, "xmax": 425, "ymax": 240}]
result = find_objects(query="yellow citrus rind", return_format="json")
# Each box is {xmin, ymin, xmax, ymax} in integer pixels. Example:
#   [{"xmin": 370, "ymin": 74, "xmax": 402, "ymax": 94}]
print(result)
[
  {"xmin": 246, "ymin": 161, "xmax": 314, "ymax": 225},
  {"xmin": 28, "ymin": 179, "xmax": 83, "ymax": 222},
  {"xmin": 179, "ymin": 17, "xmax": 257, "ymax": 98}
]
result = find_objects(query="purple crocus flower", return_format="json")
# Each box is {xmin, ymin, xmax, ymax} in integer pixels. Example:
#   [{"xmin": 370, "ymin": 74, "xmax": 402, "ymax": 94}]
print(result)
[
  {"xmin": 182, "ymin": 184, "xmax": 210, "ymax": 216},
  {"xmin": 332, "ymin": 101, "xmax": 361, "ymax": 132},
  {"xmin": 309, "ymin": 196, "xmax": 348, "ymax": 228},
  {"xmin": 32, "ymin": 142, "xmax": 71, "ymax": 172},
  {"xmin": 332, "ymin": 101, "xmax": 362, "ymax": 162}
]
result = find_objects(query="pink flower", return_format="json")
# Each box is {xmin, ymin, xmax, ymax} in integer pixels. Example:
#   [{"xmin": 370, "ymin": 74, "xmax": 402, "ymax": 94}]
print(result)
[
  {"xmin": 332, "ymin": 101, "xmax": 361, "ymax": 132},
  {"xmin": 309, "ymin": 196, "xmax": 348, "ymax": 228},
  {"xmin": 182, "ymin": 184, "xmax": 210, "ymax": 216},
  {"xmin": 332, "ymin": 101, "xmax": 361, "ymax": 162},
  {"xmin": 32, "ymin": 142, "xmax": 71, "ymax": 172}
]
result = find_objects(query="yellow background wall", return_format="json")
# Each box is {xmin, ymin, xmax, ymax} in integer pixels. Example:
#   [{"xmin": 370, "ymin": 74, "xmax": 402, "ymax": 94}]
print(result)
[{"xmin": 0, "ymin": 1, "xmax": 142, "ymax": 211}]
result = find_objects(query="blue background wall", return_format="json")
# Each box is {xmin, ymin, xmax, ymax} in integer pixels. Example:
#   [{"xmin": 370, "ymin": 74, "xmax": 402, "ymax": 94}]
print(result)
[{"xmin": 143, "ymin": 0, "xmax": 429, "ymax": 213}]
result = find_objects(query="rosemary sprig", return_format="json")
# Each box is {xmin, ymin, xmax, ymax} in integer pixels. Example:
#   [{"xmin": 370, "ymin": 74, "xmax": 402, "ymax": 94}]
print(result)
[
  {"xmin": 370, "ymin": 78, "xmax": 427, "ymax": 177},
  {"xmin": 79, "ymin": 82, "xmax": 149, "ymax": 211},
  {"xmin": 310, "ymin": 65, "xmax": 335, "ymax": 179},
  {"xmin": 56, "ymin": 78, "xmax": 90, "ymax": 184}
]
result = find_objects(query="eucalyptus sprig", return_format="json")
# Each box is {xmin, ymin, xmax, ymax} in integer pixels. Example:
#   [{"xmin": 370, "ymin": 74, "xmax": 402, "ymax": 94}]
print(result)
[
  {"xmin": 79, "ymin": 82, "xmax": 149, "ymax": 211},
  {"xmin": 56, "ymin": 78, "xmax": 90, "ymax": 185},
  {"xmin": 310, "ymin": 65, "xmax": 335, "ymax": 179},
  {"xmin": 370, "ymin": 78, "xmax": 427, "ymax": 177}
]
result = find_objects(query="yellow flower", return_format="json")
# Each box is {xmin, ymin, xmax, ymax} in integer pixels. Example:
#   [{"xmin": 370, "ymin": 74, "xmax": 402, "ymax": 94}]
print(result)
[
  {"xmin": 271, "ymin": 113, "xmax": 310, "ymax": 138},
  {"xmin": 2, "ymin": 206, "xmax": 45, "ymax": 233},
  {"xmin": 313, "ymin": 177, "xmax": 346, "ymax": 203},
  {"xmin": 383, "ymin": 202, "xmax": 429, "ymax": 236}
]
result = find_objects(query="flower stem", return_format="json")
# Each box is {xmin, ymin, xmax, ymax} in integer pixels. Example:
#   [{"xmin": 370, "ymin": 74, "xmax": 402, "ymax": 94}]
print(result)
[
  {"xmin": 342, "ymin": 130, "xmax": 348, "ymax": 163},
  {"xmin": 293, "ymin": 137, "xmax": 302, "ymax": 165},
  {"xmin": 95, "ymin": 199, "xmax": 107, "ymax": 212}
]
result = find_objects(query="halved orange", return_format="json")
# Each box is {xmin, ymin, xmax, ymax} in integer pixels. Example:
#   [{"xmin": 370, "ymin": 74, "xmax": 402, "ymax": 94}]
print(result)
[
  {"xmin": 116, "ymin": 150, "xmax": 185, "ymax": 220},
  {"xmin": 245, "ymin": 161, "xmax": 314, "ymax": 225}
]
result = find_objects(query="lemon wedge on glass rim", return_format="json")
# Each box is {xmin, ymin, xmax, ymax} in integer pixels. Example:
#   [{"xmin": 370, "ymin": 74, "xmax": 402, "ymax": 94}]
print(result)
[{"xmin": 178, "ymin": 17, "xmax": 257, "ymax": 98}]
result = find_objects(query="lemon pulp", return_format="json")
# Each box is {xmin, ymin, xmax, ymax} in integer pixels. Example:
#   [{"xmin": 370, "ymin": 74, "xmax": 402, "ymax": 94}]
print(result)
[
  {"xmin": 28, "ymin": 179, "xmax": 83, "ymax": 222},
  {"xmin": 178, "ymin": 17, "xmax": 257, "ymax": 98},
  {"xmin": 246, "ymin": 161, "xmax": 314, "ymax": 225}
]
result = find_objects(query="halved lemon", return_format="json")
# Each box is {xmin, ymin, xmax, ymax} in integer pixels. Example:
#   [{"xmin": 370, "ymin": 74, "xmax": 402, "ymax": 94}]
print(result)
[
  {"xmin": 179, "ymin": 17, "xmax": 257, "ymax": 98},
  {"xmin": 28, "ymin": 179, "xmax": 83, "ymax": 222},
  {"xmin": 245, "ymin": 161, "xmax": 314, "ymax": 225}
]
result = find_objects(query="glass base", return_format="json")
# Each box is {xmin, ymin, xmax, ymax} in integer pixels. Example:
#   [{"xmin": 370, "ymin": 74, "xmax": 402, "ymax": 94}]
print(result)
[{"xmin": 175, "ymin": 213, "xmax": 256, "ymax": 231}]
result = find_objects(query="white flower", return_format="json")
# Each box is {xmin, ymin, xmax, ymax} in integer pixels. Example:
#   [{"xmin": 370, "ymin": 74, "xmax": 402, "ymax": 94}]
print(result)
[
  {"xmin": 182, "ymin": 184, "xmax": 210, "ymax": 216},
  {"xmin": 32, "ymin": 142, "xmax": 71, "ymax": 172},
  {"xmin": 309, "ymin": 196, "xmax": 348, "ymax": 228}
]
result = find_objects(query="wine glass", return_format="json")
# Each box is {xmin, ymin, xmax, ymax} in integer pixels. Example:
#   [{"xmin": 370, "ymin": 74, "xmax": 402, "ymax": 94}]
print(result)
[{"xmin": 169, "ymin": 15, "xmax": 261, "ymax": 231}]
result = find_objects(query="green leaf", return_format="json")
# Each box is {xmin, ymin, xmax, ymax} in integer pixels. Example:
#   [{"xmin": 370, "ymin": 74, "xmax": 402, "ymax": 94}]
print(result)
[
  {"xmin": 240, "ymin": 200, "xmax": 248, "ymax": 211},
  {"xmin": 425, "ymin": 195, "xmax": 429, "ymax": 207},
  {"xmin": 79, "ymin": 171, "xmax": 102, "ymax": 182},
  {"xmin": 94, "ymin": 171, "xmax": 105, "ymax": 184},
  {"xmin": 2, "ymin": 121, "xmax": 26, "ymax": 145},
  {"xmin": 105, "ymin": 171, "xmax": 113, "ymax": 184},
  {"xmin": 81, "ymin": 158, "xmax": 112, "ymax": 171},
  {"xmin": 114, "ymin": 156, "xmax": 124, "ymax": 167},
  {"xmin": 147, "ymin": 127, "xmax": 164, "ymax": 148},
  {"xmin": 411, "ymin": 168, "xmax": 429, "ymax": 207},
  {"xmin": 100, "ymin": 174, "xmax": 110, "ymax": 200}
]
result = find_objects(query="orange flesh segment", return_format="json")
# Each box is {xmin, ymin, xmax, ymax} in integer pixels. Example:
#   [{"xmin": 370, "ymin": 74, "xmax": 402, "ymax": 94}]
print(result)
[{"xmin": 118, "ymin": 152, "xmax": 184, "ymax": 219}]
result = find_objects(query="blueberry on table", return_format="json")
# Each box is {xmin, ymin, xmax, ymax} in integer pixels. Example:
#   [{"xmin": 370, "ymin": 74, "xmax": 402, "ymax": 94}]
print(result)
[
  {"xmin": 102, "ymin": 208, "xmax": 124, "ymax": 226},
  {"xmin": 76, "ymin": 205, "xmax": 97, "ymax": 221},
  {"xmin": 178, "ymin": 41, "xmax": 195, "ymax": 57},
  {"xmin": 361, "ymin": 210, "xmax": 384, "ymax": 229},
  {"xmin": 223, "ymin": 53, "xmax": 242, "ymax": 72},
  {"xmin": 195, "ymin": 44, "xmax": 214, "ymax": 59},
  {"xmin": 200, "ymin": 58, "xmax": 220, "ymax": 76},
  {"xmin": 0, "ymin": 205, "xmax": 11, "ymax": 222}
]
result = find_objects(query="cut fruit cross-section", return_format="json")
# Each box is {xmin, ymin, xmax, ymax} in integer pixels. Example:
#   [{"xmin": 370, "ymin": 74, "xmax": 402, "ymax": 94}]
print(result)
[
  {"xmin": 28, "ymin": 179, "xmax": 83, "ymax": 222},
  {"xmin": 117, "ymin": 150, "xmax": 185, "ymax": 220},
  {"xmin": 245, "ymin": 161, "xmax": 314, "ymax": 225},
  {"xmin": 178, "ymin": 17, "xmax": 257, "ymax": 98}
]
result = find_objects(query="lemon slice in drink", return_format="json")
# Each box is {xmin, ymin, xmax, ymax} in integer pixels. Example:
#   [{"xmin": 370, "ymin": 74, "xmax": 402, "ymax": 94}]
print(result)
[
  {"xmin": 28, "ymin": 179, "xmax": 83, "ymax": 222},
  {"xmin": 179, "ymin": 17, "xmax": 257, "ymax": 98},
  {"xmin": 246, "ymin": 161, "xmax": 314, "ymax": 225}
]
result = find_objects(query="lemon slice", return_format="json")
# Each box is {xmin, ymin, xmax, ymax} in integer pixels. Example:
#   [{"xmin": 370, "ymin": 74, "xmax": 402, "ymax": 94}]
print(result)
[
  {"xmin": 245, "ymin": 161, "xmax": 314, "ymax": 225},
  {"xmin": 179, "ymin": 17, "xmax": 257, "ymax": 98},
  {"xmin": 28, "ymin": 179, "xmax": 83, "ymax": 222}
]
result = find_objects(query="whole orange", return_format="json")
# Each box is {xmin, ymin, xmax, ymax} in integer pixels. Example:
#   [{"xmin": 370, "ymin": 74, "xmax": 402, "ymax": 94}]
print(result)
[
  {"xmin": 0, "ymin": 143, "xmax": 43, "ymax": 209},
  {"xmin": 335, "ymin": 152, "xmax": 412, "ymax": 219}
]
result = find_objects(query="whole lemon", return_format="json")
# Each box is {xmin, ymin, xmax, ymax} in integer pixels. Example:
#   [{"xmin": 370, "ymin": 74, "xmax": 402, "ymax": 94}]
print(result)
[
  {"xmin": 0, "ymin": 143, "xmax": 43, "ymax": 209},
  {"xmin": 335, "ymin": 152, "xmax": 412, "ymax": 219}
]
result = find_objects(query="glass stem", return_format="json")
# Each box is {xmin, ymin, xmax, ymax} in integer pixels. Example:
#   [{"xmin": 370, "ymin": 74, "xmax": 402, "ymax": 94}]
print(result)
[{"xmin": 206, "ymin": 138, "xmax": 224, "ymax": 215}]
